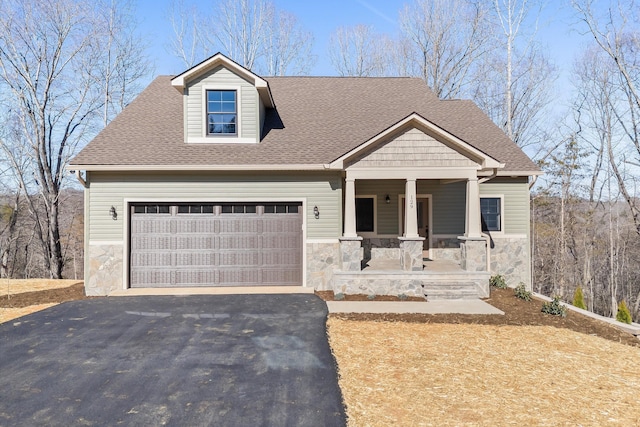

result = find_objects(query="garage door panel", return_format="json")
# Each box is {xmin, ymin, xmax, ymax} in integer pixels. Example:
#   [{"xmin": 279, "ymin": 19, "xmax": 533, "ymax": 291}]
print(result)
[
  {"xmin": 176, "ymin": 236, "xmax": 215, "ymax": 250},
  {"xmin": 132, "ymin": 218, "xmax": 173, "ymax": 234},
  {"xmin": 218, "ymin": 251, "xmax": 260, "ymax": 267},
  {"xmin": 131, "ymin": 252, "xmax": 173, "ymax": 267},
  {"xmin": 218, "ymin": 234, "xmax": 261, "ymax": 248},
  {"xmin": 219, "ymin": 218, "xmax": 260, "ymax": 233},
  {"xmin": 131, "ymin": 236, "xmax": 173, "ymax": 251},
  {"xmin": 176, "ymin": 218, "xmax": 218, "ymax": 233},
  {"xmin": 130, "ymin": 203, "xmax": 302, "ymax": 288},
  {"xmin": 175, "ymin": 270, "xmax": 217, "ymax": 286},
  {"xmin": 175, "ymin": 252, "xmax": 218, "ymax": 267},
  {"xmin": 218, "ymin": 268, "xmax": 261, "ymax": 285}
]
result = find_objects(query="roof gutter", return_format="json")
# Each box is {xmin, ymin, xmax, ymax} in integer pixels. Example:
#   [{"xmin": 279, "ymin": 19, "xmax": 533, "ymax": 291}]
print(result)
[
  {"xmin": 67, "ymin": 164, "xmax": 331, "ymax": 172},
  {"xmin": 478, "ymin": 168, "xmax": 498, "ymax": 184}
]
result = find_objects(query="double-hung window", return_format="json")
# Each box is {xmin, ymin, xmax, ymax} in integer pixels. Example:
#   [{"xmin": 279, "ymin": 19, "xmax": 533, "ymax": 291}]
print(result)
[
  {"xmin": 206, "ymin": 90, "xmax": 236, "ymax": 135},
  {"xmin": 480, "ymin": 197, "xmax": 501, "ymax": 232}
]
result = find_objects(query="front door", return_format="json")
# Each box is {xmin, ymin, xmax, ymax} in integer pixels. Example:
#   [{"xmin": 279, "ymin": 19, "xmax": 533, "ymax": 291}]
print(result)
[{"xmin": 401, "ymin": 196, "xmax": 431, "ymax": 255}]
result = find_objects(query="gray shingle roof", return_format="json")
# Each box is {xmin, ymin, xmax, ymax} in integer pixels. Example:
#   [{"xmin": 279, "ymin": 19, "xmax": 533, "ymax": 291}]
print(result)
[{"xmin": 70, "ymin": 75, "xmax": 539, "ymax": 173}]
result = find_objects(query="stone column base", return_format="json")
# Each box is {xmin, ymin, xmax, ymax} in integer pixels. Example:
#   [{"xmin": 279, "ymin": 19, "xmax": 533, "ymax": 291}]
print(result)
[
  {"xmin": 459, "ymin": 236, "xmax": 487, "ymax": 272},
  {"xmin": 339, "ymin": 237, "xmax": 363, "ymax": 271},
  {"xmin": 398, "ymin": 237, "xmax": 425, "ymax": 271}
]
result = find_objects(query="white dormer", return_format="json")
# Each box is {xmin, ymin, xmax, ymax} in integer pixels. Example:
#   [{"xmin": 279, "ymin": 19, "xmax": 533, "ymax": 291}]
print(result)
[{"xmin": 171, "ymin": 53, "xmax": 274, "ymax": 144}]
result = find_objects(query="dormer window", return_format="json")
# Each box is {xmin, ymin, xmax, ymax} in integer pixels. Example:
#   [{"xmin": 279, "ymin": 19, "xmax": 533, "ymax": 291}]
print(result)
[{"xmin": 207, "ymin": 90, "xmax": 237, "ymax": 135}]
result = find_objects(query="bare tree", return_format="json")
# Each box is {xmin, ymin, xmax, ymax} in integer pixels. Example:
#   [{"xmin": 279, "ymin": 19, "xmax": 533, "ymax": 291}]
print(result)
[
  {"xmin": 476, "ymin": 0, "xmax": 557, "ymax": 150},
  {"xmin": 398, "ymin": 0, "xmax": 492, "ymax": 98},
  {"xmin": 168, "ymin": 0, "xmax": 316, "ymax": 74},
  {"xmin": 0, "ymin": 0, "xmax": 149, "ymax": 279},
  {"xmin": 263, "ymin": 11, "xmax": 315, "ymax": 76},
  {"xmin": 95, "ymin": 0, "xmax": 151, "ymax": 126},
  {"xmin": 472, "ymin": 46, "xmax": 556, "ymax": 150},
  {"xmin": 573, "ymin": 0, "xmax": 640, "ymax": 236},
  {"xmin": 328, "ymin": 25, "xmax": 388, "ymax": 77},
  {"xmin": 166, "ymin": 0, "xmax": 203, "ymax": 68}
]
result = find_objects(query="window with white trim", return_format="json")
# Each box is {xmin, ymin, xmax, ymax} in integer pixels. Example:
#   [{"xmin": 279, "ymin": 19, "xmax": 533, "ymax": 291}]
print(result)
[
  {"xmin": 206, "ymin": 90, "xmax": 236, "ymax": 135},
  {"xmin": 480, "ymin": 197, "xmax": 501, "ymax": 232},
  {"xmin": 355, "ymin": 197, "xmax": 375, "ymax": 232}
]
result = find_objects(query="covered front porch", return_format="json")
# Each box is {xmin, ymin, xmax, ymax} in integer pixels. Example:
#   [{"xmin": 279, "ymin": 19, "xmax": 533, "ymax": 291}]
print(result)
[
  {"xmin": 335, "ymin": 173, "xmax": 492, "ymax": 299},
  {"xmin": 325, "ymin": 113, "xmax": 505, "ymax": 299}
]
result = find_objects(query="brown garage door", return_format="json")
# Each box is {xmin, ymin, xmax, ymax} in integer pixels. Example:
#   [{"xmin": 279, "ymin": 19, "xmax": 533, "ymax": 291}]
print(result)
[{"xmin": 129, "ymin": 203, "xmax": 303, "ymax": 287}]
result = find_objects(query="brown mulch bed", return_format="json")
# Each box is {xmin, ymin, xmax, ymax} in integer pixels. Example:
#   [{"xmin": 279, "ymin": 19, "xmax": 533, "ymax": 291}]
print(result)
[
  {"xmin": 317, "ymin": 288, "xmax": 640, "ymax": 347},
  {"xmin": 1, "ymin": 283, "xmax": 637, "ymax": 348},
  {"xmin": 0, "ymin": 282, "xmax": 91, "ymax": 309}
]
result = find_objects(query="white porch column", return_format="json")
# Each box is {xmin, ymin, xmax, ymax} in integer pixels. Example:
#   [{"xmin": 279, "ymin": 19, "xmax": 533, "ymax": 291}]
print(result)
[
  {"xmin": 404, "ymin": 178, "xmax": 419, "ymax": 238},
  {"xmin": 465, "ymin": 176, "xmax": 482, "ymax": 238},
  {"xmin": 343, "ymin": 177, "xmax": 357, "ymax": 238}
]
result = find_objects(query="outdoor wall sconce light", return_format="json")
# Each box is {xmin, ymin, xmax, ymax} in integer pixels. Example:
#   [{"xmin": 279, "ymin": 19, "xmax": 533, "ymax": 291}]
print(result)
[
  {"xmin": 313, "ymin": 205, "xmax": 320, "ymax": 219},
  {"xmin": 385, "ymin": 195, "xmax": 391, "ymax": 204},
  {"xmin": 109, "ymin": 206, "xmax": 117, "ymax": 220}
]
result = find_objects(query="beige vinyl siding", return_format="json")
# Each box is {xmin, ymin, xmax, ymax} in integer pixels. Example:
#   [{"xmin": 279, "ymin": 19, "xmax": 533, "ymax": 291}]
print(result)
[
  {"xmin": 480, "ymin": 177, "xmax": 530, "ymax": 235},
  {"xmin": 355, "ymin": 179, "xmax": 466, "ymax": 235},
  {"xmin": 185, "ymin": 66, "xmax": 258, "ymax": 141},
  {"xmin": 348, "ymin": 128, "xmax": 476, "ymax": 168},
  {"xmin": 87, "ymin": 171, "xmax": 342, "ymax": 241}
]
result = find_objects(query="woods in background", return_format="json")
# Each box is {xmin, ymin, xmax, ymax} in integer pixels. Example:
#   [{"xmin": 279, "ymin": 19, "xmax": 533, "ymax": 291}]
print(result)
[{"xmin": 2, "ymin": 0, "xmax": 640, "ymax": 321}]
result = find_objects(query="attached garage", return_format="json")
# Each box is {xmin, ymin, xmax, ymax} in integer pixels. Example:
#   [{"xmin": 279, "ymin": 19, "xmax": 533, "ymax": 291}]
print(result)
[{"xmin": 129, "ymin": 202, "xmax": 303, "ymax": 287}]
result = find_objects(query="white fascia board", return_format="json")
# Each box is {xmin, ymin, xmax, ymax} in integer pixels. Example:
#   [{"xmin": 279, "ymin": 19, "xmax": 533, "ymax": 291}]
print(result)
[
  {"xmin": 170, "ymin": 53, "xmax": 274, "ymax": 108},
  {"xmin": 493, "ymin": 170, "xmax": 545, "ymax": 177},
  {"xmin": 329, "ymin": 112, "xmax": 504, "ymax": 170},
  {"xmin": 67, "ymin": 164, "xmax": 328, "ymax": 172},
  {"xmin": 346, "ymin": 167, "xmax": 477, "ymax": 180}
]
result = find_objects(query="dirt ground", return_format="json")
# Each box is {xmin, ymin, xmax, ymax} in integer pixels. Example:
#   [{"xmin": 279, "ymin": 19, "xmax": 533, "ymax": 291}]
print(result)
[
  {"xmin": 2, "ymin": 284, "xmax": 638, "ymax": 348},
  {"xmin": 318, "ymin": 288, "xmax": 640, "ymax": 348},
  {"xmin": 3, "ymin": 282, "xmax": 640, "ymax": 425},
  {"xmin": 0, "ymin": 281, "xmax": 90, "ymax": 323}
]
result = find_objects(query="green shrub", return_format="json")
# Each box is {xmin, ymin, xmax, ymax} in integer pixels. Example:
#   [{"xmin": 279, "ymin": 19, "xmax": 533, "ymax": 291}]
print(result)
[
  {"xmin": 490, "ymin": 274, "xmax": 507, "ymax": 289},
  {"xmin": 367, "ymin": 294, "xmax": 376, "ymax": 300},
  {"xmin": 514, "ymin": 283, "xmax": 531, "ymax": 301},
  {"xmin": 334, "ymin": 292, "xmax": 345, "ymax": 301},
  {"xmin": 572, "ymin": 286, "xmax": 587, "ymax": 310},
  {"xmin": 616, "ymin": 300, "xmax": 632, "ymax": 324},
  {"xmin": 398, "ymin": 294, "xmax": 408, "ymax": 301},
  {"xmin": 541, "ymin": 296, "xmax": 567, "ymax": 317}
]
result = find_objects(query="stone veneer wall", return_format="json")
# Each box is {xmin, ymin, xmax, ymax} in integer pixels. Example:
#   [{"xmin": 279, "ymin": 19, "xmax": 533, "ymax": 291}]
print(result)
[
  {"xmin": 431, "ymin": 237, "xmax": 461, "ymax": 263},
  {"xmin": 87, "ymin": 244, "xmax": 123, "ymax": 296},
  {"xmin": 306, "ymin": 242, "xmax": 341, "ymax": 291},
  {"xmin": 489, "ymin": 237, "xmax": 531, "ymax": 290},
  {"xmin": 361, "ymin": 238, "xmax": 400, "ymax": 263}
]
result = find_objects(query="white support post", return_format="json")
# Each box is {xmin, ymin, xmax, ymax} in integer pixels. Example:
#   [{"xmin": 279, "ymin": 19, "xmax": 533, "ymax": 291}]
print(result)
[
  {"xmin": 404, "ymin": 179, "xmax": 419, "ymax": 238},
  {"xmin": 466, "ymin": 177, "xmax": 482, "ymax": 238},
  {"xmin": 344, "ymin": 178, "xmax": 357, "ymax": 238}
]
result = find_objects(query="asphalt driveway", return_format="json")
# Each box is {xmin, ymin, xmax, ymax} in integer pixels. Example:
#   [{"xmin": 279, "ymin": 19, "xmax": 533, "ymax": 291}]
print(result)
[{"xmin": 0, "ymin": 294, "xmax": 346, "ymax": 426}]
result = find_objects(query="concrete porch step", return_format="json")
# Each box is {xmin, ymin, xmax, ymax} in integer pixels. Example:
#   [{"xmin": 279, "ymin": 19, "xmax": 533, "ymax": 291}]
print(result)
[
  {"xmin": 333, "ymin": 270, "xmax": 490, "ymax": 300},
  {"xmin": 422, "ymin": 282, "xmax": 480, "ymax": 300}
]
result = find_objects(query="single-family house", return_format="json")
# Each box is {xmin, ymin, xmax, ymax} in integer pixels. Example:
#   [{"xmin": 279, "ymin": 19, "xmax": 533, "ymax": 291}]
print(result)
[{"xmin": 70, "ymin": 53, "xmax": 541, "ymax": 298}]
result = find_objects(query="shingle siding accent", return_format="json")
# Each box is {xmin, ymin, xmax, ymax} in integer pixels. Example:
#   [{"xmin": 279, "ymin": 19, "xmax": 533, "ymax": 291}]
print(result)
[{"xmin": 348, "ymin": 128, "xmax": 476, "ymax": 168}]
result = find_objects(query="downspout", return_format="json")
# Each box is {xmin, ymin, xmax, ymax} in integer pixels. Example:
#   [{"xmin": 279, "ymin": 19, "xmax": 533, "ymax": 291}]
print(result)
[
  {"xmin": 528, "ymin": 174, "xmax": 538, "ymax": 190},
  {"xmin": 73, "ymin": 170, "xmax": 87, "ymax": 188},
  {"xmin": 478, "ymin": 168, "xmax": 498, "ymax": 272}
]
